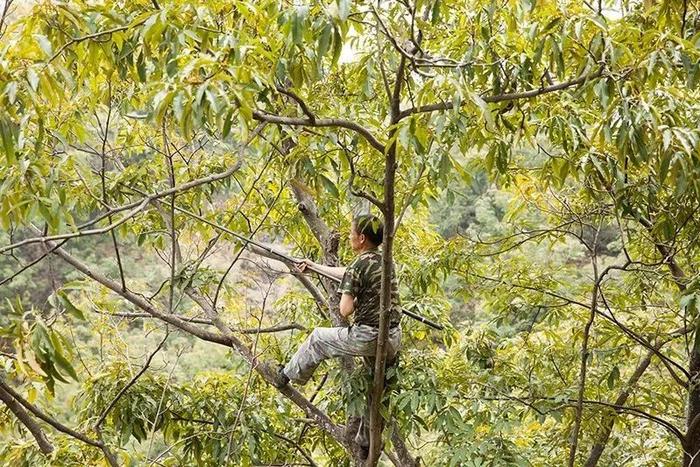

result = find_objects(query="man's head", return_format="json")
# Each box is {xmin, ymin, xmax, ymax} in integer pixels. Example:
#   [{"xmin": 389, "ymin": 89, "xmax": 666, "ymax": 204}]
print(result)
[{"xmin": 350, "ymin": 214, "xmax": 383, "ymax": 252}]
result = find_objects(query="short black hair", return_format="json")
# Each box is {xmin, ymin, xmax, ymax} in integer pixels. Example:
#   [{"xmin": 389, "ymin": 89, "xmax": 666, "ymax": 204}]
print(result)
[{"xmin": 353, "ymin": 214, "xmax": 383, "ymax": 246}]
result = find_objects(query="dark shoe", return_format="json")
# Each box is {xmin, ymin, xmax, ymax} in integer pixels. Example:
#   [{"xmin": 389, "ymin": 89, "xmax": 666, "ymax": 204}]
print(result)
[
  {"xmin": 359, "ymin": 444, "xmax": 369, "ymax": 461},
  {"xmin": 272, "ymin": 365, "xmax": 290, "ymax": 389}
]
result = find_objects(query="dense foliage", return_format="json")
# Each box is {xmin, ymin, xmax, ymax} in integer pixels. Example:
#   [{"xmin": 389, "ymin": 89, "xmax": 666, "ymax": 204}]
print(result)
[{"xmin": 1, "ymin": 0, "xmax": 699, "ymax": 465}]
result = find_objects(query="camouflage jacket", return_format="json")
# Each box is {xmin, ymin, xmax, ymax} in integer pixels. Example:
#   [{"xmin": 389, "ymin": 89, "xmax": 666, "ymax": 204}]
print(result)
[{"xmin": 338, "ymin": 248, "xmax": 402, "ymax": 328}]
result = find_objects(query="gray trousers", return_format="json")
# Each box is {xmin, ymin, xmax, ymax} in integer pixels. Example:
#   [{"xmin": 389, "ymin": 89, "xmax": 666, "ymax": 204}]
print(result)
[{"xmin": 283, "ymin": 324, "xmax": 402, "ymax": 385}]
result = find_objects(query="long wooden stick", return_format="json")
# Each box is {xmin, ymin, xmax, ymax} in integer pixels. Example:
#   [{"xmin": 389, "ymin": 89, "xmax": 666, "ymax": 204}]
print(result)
[{"xmin": 162, "ymin": 201, "xmax": 444, "ymax": 331}]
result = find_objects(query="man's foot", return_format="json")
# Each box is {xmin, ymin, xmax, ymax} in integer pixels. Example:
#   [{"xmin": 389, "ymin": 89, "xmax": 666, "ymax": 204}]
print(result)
[
  {"xmin": 359, "ymin": 445, "xmax": 369, "ymax": 461},
  {"xmin": 359, "ymin": 442, "xmax": 385, "ymax": 461},
  {"xmin": 272, "ymin": 365, "xmax": 290, "ymax": 389}
]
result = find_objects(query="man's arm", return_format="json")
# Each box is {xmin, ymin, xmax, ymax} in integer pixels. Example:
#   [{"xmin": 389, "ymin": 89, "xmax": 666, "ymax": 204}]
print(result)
[
  {"xmin": 299, "ymin": 260, "xmax": 346, "ymax": 280},
  {"xmin": 339, "ymin": 293, "xmax": 354, "ymax": 318}
]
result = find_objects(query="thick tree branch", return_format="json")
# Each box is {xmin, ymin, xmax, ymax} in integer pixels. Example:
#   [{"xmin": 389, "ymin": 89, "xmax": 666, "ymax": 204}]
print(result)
[
  {"xmin": 367, "ymin": 54, "xmax": 407, "ymax": 467},
  {"xmin": 252, "ymin": 110, "xmax": 386, "ymax": 154},
  {"xmin": 0, "ymin": 386, "xmax": 54, "ymax": 454},
  {"xmin": 0, "ymin": 379, "xmax": 119, "ymax": 466},
  {"xmin": 398, "ymin": 66, "xmax": 604, "ymax": 119}
]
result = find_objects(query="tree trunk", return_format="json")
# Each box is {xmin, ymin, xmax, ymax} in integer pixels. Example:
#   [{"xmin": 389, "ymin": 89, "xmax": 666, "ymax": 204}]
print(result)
[
  {"xmin": 684, "ymin": 343, "xmax": 700, "ymax": 467},
  {"xmin": 366, "ymin": 55, "xmax": 406, "ymax": 467}
]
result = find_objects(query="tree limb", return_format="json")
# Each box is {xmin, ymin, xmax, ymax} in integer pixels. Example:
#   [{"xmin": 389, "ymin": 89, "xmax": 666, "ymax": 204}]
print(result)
[
  {"xmin": 252, "ymin": 110, "xmax": 386, "ymax": 154},
  {"xmin": 398, "ymin": 66, "xmax": 604, "ymax": 119},
  {"xmin": 0, "ymin": 385, "xmax": 54, "ymax": 455},
  {"xmin": 367, "ymin": 54, "xmax": 407, "ymax": 467},
  {"xmin": 48, "ymin": 19, "xmax": 149, "ymax": 63},
  {"xmin": 1, "ymin": 159, "xmax": 246, "ymax": 254},
  {"xmin": 0, "ymin": 379, "xmax": 119, "ymax": 466}
]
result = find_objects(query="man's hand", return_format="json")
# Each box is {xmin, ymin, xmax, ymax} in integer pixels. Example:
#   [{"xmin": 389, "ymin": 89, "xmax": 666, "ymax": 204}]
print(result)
[{"xmin": 294, "ymin": 259, "xmax": 316, "ymax": 274}]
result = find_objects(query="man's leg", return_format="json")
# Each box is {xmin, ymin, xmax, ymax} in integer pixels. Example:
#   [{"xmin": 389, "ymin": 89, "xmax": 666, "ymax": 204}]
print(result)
[{"xmin": 283, "ymin": 326, "xmax": 376, "ymax": 385}]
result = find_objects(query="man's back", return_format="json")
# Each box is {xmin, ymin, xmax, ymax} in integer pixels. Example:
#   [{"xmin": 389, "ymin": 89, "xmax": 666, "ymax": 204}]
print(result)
[{"xmin": 339, "ymin": 249, "xmax": 402, "ymax": 328}]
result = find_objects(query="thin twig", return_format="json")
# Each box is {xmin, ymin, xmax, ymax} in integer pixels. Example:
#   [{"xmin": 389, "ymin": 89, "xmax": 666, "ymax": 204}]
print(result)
[
  {"xmin": 95, "ymin": 331, "xmax": 169, "ymax": 429},
  {"xmin": 48, "ymin": 19, "xmax": 148, "ymax": 63}
]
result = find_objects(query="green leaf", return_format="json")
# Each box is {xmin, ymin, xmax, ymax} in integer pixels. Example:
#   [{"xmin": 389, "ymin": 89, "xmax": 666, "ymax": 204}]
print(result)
[
  {"xmin": 551, "ymin": 37, "xmax": 565, "ymax": 79},
  {"xmin": 658, "ymin": 152, "xmax": 671, "ymax": 184},
  {"xmin": 317, "ymin": 22, "xmax": 332, "ymax": 59},
  {"xmin": 0, "ymin": 117, "xmax": 16, "ymax": 164},
  {"xmin": 53, "ymin": 350, "xmax": 79, "ymax": 381},
  {"xmin": 431, "ymin": 0, "xmax": 441, "ymax": 23},
  {"xmin": 136, "ymin": 51, "xmax": 147, "ymax": 82},
  {"xmin": 337, "ymin": 0, "xmax": 350, "ymax": 21},
  {"xmin": 153, "ymin": 88, "xmax": 176, "ymax": 122},
  {"xmin": 58, "ymin": 291, "xmax": 86, "ymax": 321},
  {"xmin": 317, "ymin": 173, "xmax": 339, "ymax": 197},
  {"xmin": 542, "ymin": 17, "xmax": 561, "ymax": 34},
  {"xmin": 438, "ymin": 153, "xmax": 452, "ymax": 180},
  {"xmin": 34, "ymin": 34, "xmax": 53, "ymax": 57},
  {"xmin": 292, "ymin": 7, "xmax": 308, "ymax": 45},
  {"xmin": 331, "ymin": 25, "xmax": 342, "ymax": 65},
  {"xmin": 289, "ymin": 60, "xmax": 304, "ymax": 87},
  {"xmin": 5, "ymin": 81, "xmax": 17, "ymax": 104},
  {"xmin": 607, "ymin": 365, "xmax": 620, "ymax": 389},
  {"xmin": 27, "ymin": 68, "xmax": 39, "ymax": 91},
  {"xmin": 222, "ymin": 109, "xmax": 234, "ymax": 138}
]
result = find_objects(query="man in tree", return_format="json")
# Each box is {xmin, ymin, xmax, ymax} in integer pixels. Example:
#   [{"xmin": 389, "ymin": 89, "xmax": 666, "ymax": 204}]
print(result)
[{"xmin": 273, "ymin": 214, "xmax": 402, "ymax": 388}]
